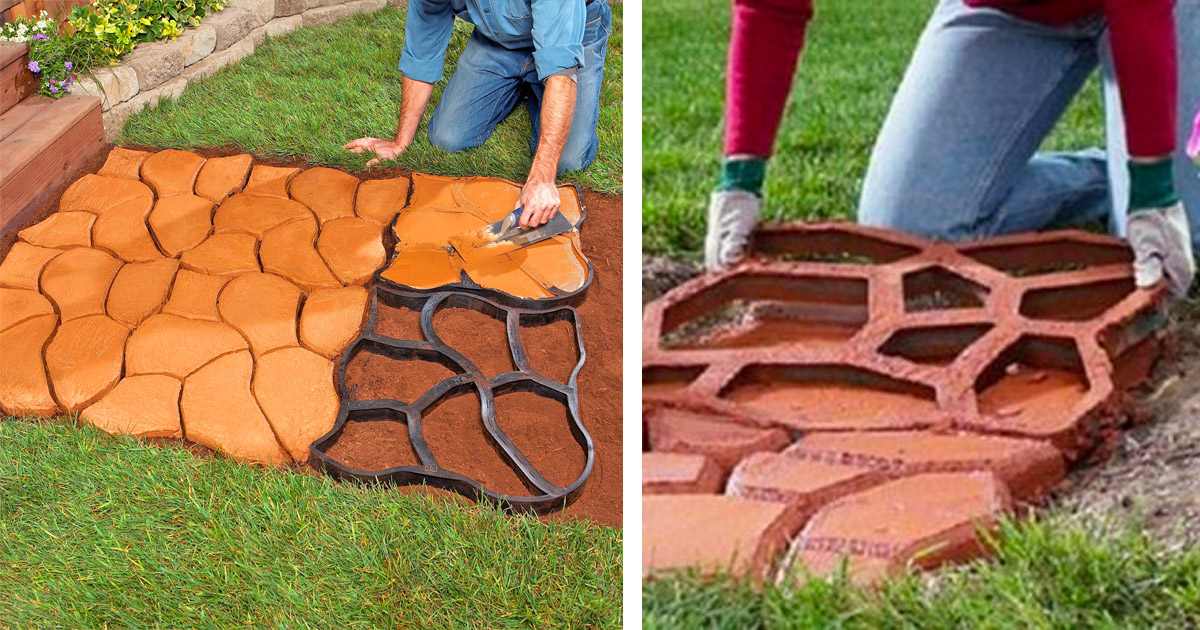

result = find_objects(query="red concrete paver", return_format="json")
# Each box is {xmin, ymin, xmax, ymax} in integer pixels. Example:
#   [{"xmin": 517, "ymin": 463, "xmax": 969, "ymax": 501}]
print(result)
[
  {"xmin": 148, "ymin": 194, "xmax": 215, "ymax": 256},
  {"xmin": 58, "ymin": 174, "xmax": 153, "ymax": 214},
  {"xmin": 81, "ymin": 374, "xmax": 183, "ymax": 438},
  {"xmin": 252, "ymin": 346, "xmax": 339, "ymax": 462},
  {"xmin": 18, "ymin": 211, "xmax": 95, "ymax": 249},
  {"xmin": 727, "ymin": 453, "xmax": 886, "ymax": 533},
  {"xmin": 259, "ymin": 217, "xmax": 341, "ymax": 291},
  {"xmin": 124, "ymin": 313, "xmax": 248, "ymax": 378},
  {"xmin": 96, "ymin": 147, "xmax": 151, "ymax": 180},
  {"xmin": 161, "ymin": 269, "xmax": 231, "ymax": 321},
  {"xmin": 44, "ymin": 314, "xmax": 130, "ymax": 412},
  {"xmin": 0, "ymin": 287, "xmax": 55, "ymax": 331},
  {"xmin": 212, "ymin": 194, "xmax": 313, "ymax": 237},
  {"xmin": 289, "ymin": 166, "xmax": 359, "ymax": 224},
  {"xmin": 355, "ymin": 177, "xmax": 410, "ymax": 225},
  {"xmin": 39, "ymin": 248, "xmax": 123, "ymax": 322},
  {"xmin": 646, "ymin": 407, "xmax": 790, "ymax": 472},
  {"xmin": 217, "ymin": 272, "xmax": 302, "ymax": 356},
  {"xmin": 243, "ymin": 165, "xmax": 299, "ymax": 198},
  {"xmin": 181, "ymin": 350, "xmax": 290, "ymax": 466},
  {"xmin": 179, "ymin": 232, "xmax": 260, "ymax": 276},
  {"xmin": 298, "ymin": 285, "xmax": 368, "ymax": 359},
  {"xmin": 642, "ymin": 452, "xmax": 724, "ymax": 494},
  {"xmin": 644, "ymin": 494, "xmax": 793, "ymax": 578},
  {"xmin": 0, "ymin": 313, "xmax": 59, "ymax": 417},
  {"xmin": 316, "ymin": 217, "xmax": 386, "ymax": 285},
  {"xmin": 106, "ymin": 258, "xmax": 181, "ymax": 328},
  {"xmin": 140, "ymin": 149, "xmax": 206, "ymax": 197},
  {"xmin": 0, "ymin": 242, "xmax": 62, "ymax": 290},
  {"xmin": 195, "ymin": 153, "xmax": 253, "ymax": 203},
  {"xmin": 91, "ymin": 197, "xmax": 162, "ymax": 262}
]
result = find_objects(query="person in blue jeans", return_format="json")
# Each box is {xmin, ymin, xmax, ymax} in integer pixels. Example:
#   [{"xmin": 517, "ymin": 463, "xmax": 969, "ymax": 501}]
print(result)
[
  {"xmin": 858, "ymin": 0, "xmax": 1197, "ymax": 298},
  {"xmin": 344, "ymin": 0, "xmax": 611, "ymax": 228}
]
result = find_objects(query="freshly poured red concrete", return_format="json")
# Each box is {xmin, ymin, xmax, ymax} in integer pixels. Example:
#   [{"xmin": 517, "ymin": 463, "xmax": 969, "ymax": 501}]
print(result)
[{"xmin": 642, "ymin": 223, "xmax": 1166, "ymax": 583}]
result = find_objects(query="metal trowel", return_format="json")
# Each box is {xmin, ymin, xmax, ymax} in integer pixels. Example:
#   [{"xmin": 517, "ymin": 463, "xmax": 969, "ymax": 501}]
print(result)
[{"xmin": 448, "ymin": 207, "xmax": 574, "ymax": 264}]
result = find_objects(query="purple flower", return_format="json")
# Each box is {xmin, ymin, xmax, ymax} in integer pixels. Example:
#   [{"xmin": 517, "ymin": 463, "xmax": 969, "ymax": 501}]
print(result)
[
  {"xmin": 64, "ymin": 61, "xmax": 72, "ymax": 70},
  {"xmin": 1188, "ymin": 107, "xmax": 1200, "ymax": 160},
  {"xmin": 31, "ymin": 33, "xmax": 48, "ymax": 41},
  {"xmin": 49, "ymin": 85, "xmax": 57, "ymax": 93},
  {"xmin": 27, "ymin": 60, "xmax": 39, "ymax": 72}
]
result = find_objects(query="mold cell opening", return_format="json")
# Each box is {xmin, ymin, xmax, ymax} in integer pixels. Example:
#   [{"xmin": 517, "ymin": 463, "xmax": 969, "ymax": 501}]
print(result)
[
  {"xmin": 320, "ymin": 407, "xmax": 423, "ymax": 472},
  {"xmin": 432, "ymin": 294, "xmax": 515, "ymax": 378},
  {"xmin": 903, "ymin": 267, "xmax": 989, "ymax": 312},
  {"xmin": 494, "ymin": 381, "xmax": 587, "ymax": 489},
  {"xmin": 961, "ymin": 238, "xmax": 1131, "ymax": 277},
  {"xmin": 974, "ymin": 335, "xmax": 1089, "ymax": 423},
  {"xmin": 343, "ymin": 342, "xmax": 461, "ymax": 404},
  {"xmin": 878, "ymin": 323, "xmax": 994, "ymax": 365},
  {"xmin": 750, "ymin": 226, "xmax": 920, "ymax": 264},
  {"xmin": 420, "ymin": 384, "xmax": 534, "ymax": 497},
  {"xmin": 643, "ymin": 365, "xmax": 706, "ymax": 399},
  {"xmin": 1019, "ymin": 278, "xmax": 1134, "ymax": 322},
  {"xmin": 519, "ymin": 310, "xmax": 581, "ymax": 384}
]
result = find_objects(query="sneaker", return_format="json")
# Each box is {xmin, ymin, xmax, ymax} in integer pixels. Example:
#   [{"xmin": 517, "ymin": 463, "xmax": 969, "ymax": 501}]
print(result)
[{"xmin": 704, "ymin": 189, "xmax": 762, "ymax": 271}]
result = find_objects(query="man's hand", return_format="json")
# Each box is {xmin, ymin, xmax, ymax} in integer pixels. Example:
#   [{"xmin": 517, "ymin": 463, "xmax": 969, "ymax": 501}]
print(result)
[
  {"xmin": 1128, "ymin": 202, "xmax": 1196, "ymax": 299},
  {"xmin": 343, "ymin": 137, "xmax": 408, "ymax": 167},
  {"xmin": 517, "ymin": 175, "xmax": 561, "ymax": 228}
]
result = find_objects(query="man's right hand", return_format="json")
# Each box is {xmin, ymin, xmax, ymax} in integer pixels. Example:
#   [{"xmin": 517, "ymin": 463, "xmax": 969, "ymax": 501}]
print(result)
[{"xmin": 343, "ymin": 137, "xmax": 408, "ymax": 167}]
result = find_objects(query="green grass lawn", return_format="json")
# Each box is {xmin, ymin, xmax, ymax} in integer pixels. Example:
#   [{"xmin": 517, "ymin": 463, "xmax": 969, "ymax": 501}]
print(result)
[
  {"xmin": 121, "ymin": 5, "xmax": 623, "ymax": 195},
  {"xmin": 0, "ymin": 418, "xmax": 621, "ymax": 627},
  {"xmin": 642, "ymin": 0, "xmax": 1104, "ymax": 257}
]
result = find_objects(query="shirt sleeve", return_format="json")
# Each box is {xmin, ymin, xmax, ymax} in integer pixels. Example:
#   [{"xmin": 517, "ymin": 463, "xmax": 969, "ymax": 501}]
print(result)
[
  {"xmin": 398, "ymin": 0, "xmax": 457, "ymax": 83},
  {"xmin": 530, "ymin": 0, "xmax": 587, "ymax": 82},
  {"xmin": 1104, "ymin": 0, "xmax": 1177, "ymax": 158}
]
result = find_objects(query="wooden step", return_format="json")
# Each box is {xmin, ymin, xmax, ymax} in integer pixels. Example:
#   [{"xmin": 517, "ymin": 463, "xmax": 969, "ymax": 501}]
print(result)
[
  {"xmin": 0, "ymin": 93, "xmax": 104, "ymax": 238},
  {"xmin": 1, "ymin": 41, "xmax": 38, "ymax": 114}
]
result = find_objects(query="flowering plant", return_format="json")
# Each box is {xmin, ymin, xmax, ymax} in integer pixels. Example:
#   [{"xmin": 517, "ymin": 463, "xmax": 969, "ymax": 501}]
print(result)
[
  {"xmin": 26, "ymin": 34, "xmax": 79, "ymax": 98},
  {"xmin": 0, "ymin": 10, "xmax": 56, "ymax": 42}
]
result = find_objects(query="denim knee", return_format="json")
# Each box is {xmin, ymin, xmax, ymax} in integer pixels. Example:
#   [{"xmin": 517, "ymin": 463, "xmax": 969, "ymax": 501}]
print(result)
[{"xmin": 427, "ymin": 116, "xmax": 475, "ymax": 154}]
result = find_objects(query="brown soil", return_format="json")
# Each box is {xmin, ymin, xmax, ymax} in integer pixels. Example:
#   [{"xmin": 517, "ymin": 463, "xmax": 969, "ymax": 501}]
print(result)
[
  {"xmin": 521, "ymin": 317, "xmax": 580, "ymax": 383},
  {"xmin": 432, "ymin": 307, "xmax": 515, "ymax": 377},
  {"xmin": 420, "ymin": 389, "xmax": 532, "ymax": 497},
  {"xmin": 373, "ymin": 302, "xmax": 424, "ymax": 341},
  {"xmin": 494, "ymin": 390, "xmax": 588, "ymax": 489},
  {"xmin": 343, "ymin": 351, "xmax": 458, "ymax": 404},
  {"xmin": 323, "ymin": 419, "xmax": 422, "ymax": 471}
]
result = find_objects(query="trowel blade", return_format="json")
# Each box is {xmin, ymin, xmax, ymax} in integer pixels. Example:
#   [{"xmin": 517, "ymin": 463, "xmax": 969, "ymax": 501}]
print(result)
[{"xmin": 449, "ymin": 207, "xmax": 575, "ymax": 264}]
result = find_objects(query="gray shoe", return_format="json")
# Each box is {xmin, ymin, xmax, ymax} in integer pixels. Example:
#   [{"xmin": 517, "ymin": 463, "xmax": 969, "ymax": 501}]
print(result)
[
  {"xmin": 704, "ymin": 190, "xmax": 762, "ymax": 271},
  {"xmin": 1128, "ymin": 202, "xmax": 1196, "ymax": 299}
]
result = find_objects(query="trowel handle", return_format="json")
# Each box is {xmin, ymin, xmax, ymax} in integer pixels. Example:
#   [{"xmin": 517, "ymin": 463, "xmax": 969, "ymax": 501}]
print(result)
[{"xmin": 501, "ymin": 207, "xmax": 523, "ymax": 233}]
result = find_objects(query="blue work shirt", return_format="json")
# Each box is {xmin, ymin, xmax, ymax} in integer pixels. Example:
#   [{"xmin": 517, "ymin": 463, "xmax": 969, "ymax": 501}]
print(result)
[{"xmin": 399, "ymin": 0, "xmax": 587, "ymax": 84}]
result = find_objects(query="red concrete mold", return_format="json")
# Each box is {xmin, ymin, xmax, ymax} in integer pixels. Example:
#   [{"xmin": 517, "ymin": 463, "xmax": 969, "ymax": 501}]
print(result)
[{"xmin": 642, "ymin": 222, "xmax": 1167, "ymax": 584}]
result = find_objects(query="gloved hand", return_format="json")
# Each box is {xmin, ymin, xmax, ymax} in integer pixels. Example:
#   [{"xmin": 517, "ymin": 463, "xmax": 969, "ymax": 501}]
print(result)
[
  {"xmin": 1128, "ymin": 202, "xmax": 1195, "ymax": 299},
  {"xmin": 705, "ymin": 190, "xmax": 761, "ymax": 271}
]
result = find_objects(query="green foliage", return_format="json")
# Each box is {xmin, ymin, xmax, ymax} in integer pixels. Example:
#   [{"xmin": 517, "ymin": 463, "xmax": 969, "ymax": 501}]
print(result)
[
  {"xmin": 68, "ymin": 0, "xmax": 226, "ymax": 59},
  {"xmin": 0, "ymin": 10, "xmax": 57, "ymax": 42}
]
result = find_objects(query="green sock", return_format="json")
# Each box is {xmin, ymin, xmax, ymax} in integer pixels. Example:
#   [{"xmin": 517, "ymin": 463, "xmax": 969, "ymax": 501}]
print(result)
[
  {"xmin": 715, "ymin": 157, "xmax": 767, "ymax": 196},
  {"xmin": 1128, "ymin": 159, "xmax": 1178, "ymax": 212}
]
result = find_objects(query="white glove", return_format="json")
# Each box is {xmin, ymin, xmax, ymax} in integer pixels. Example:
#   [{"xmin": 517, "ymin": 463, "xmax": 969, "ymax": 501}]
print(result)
[
  {"xmin": 704, "ymin": 190, "xmax": 762, "ymax": 271},
  {"xmin": 1127, "ymin": 202, "xmax": 1196, "ymax": 299}
]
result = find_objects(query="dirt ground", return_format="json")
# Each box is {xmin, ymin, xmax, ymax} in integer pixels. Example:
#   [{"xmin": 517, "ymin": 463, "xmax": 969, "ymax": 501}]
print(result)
[
  {"xmin": 644, "ymin": 254, "xmax": 1200, "ymax": 547},
  {"xmin": 5, "ymin": 145, "xmax": 623, "ymax": 530}
]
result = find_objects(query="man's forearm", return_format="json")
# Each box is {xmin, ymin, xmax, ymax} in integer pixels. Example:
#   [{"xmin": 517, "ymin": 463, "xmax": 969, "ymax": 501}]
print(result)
[
  {"xmin": 394, "ymin": 76, "xmax": 435, "ymax": 148},
  {"xmin": 529, "ymin": 74, "xmax": 577, "ymax": 182}
]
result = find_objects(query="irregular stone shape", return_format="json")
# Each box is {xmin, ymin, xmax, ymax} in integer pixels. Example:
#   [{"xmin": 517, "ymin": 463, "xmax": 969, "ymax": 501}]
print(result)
[
  {"xmin": 0, "ymin": 288, "xmax": 55, "ymax": 332},
  {"xmin": 646, "ymin": 408, "xmax": 791, "ymax": 472},
  {"xmin": 644, "ymin": 494, "xmax": 792, "ymax": 578},
  {"xmin": 80, "ymin": 374, "xmax": 183, "ymax": 439},
  {"xmin": 253, "ymin": 346, "xmax": 338, "ymax": 462},
  {"xmin": 289, "ymin": 167, "xmax": 359, "ymax": 224},
  {"xmin": 391, "ymin": 207, "xmax": 485, "ymax": 251},
  {"xmin": 0, "ymin": 314, "xmax": 59, "ymax": 417},
  {"xmin": 213, "ymin": 194, "xmax": 313, "ymax": 237},
  {"xmin": 259, "ymin": 218, "xmax": 340, "ymax": 291},
  {"xmin": 240, "ymin": 0, "xmax": 275, "ymax": 26},
  {"xmin": 461, "ymin": 253, "xmax": 554, "ymax": 300},
  {"xmin": 217, "ymin": 272, "xmax": 302, "ymax": 356},
  {"xmin": 0, "ymin": 242, "xmax": 62, "ymax": 290},
  {"xmin": 18, "ymin": 212, "xmax": 95, "ymax": 249},
  {"xmin": 195, "ymin": 154, "xmax": 253, "ymax": 203},
  {"xmin": 727, "ymin": 453, "xmax": 887, "ymax": 534},
  {"xmin": 182, "ymin": 350, "xmax": 290, "ymax": 466},
  {"xmin": 125, "ymin": 313, "xmax": 248, "ymax": 378},
  {"xmin": 97, "ymin": 148, "xmax": 151, "ymax": 179},
  {"xmin": 355, "ymin": 177, "xmax": 410, "ymax": 225},
  {"xmin": 243, "ymin": 165, "xmax": 300, "ymax": 198},
  {"xmin": 149, "ymin": 194, "xmax": 215, "ymax": 256},
  {"xmin": 45, "ymin": 314, "xmax": 130, "ymax": 412},
  {"xmin": 511, "ymin": 236, "xmax": 588, "ymax": 293},
  {"xmin": 180, "ymin": 232, "xmax": 260, "ymax": 276},
  {"xmin": 264, "ymin": 14, "xmax": 302, "ymax": 37},
  {"xmin": 91, "ymin": 197, "xmax": 162, "ymax": 262},
  {"xmin": 786, "ymin": 473, "xmax": 1011, "ymax": 585},
  {"xmin": 179, "ymin": 24, "xmax": 217, "ymax": 66},
  {"xmin": 298, "ymin": 285, "xmax": 367, "ymax": 358},
  {"xmin": 162, "ymin": 269, "xmax": 232, "ymax": 321},
  {"xmin": 380, "ymin": 246, "xmax": 464, "ymax": 290},
  {"xmin": 316, "ymin": 217, "xmax": 385, "ymax": 285},
  {"xmin": 784, "ymin": 431, "xmax": 1066, "ymax": 502},
  {"xmin": 302, "ymin": 2, "xmax": 358, "ymax": 27},
  {"xmin": 40, "ymin": 248, "xmax": 124, "ymax": 322},
  {"xmin": 59, "ymin": 174, "xmax": 153, "ymax": 214},
  {"xmin": 106, "ymin": 258, "xmax": 181, "ymax": 327},
  {"xmin": 275, "ymin": 0, "xmax": 306, "ymax": 17},
  {"xmin": 73, "ymin": 67, "xmax": 139, "ymax": 111},
  {"xmin": 180, "ymin": 38, "xmax": 254, "ymax": 84},
  {"xmin": 141, "ymin": 149, "xmax": 207, "ymax": 197},
  {"xmin": 126, "ymin": 39, "xmax": 184, "ymax": 90},
  {"xmin": 206, "ymin": 6, "xmax": 255, "ymax": 51},
  {"xmin": 643, "ymin": 452, "xmax": 724, "ymax": 495}
]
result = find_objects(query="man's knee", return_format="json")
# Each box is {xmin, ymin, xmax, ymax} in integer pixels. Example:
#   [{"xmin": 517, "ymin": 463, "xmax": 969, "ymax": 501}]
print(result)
[
  {"xmin": 427, "ymin": 116, "xmax": 475, "ymax": 154},
  {"xmin": 555, "ymin": 135, "xmax": 598, "ymax": 174}
]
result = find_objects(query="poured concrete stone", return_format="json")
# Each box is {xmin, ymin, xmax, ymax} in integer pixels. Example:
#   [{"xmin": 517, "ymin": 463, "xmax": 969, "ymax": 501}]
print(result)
[
  {"xmin": 0, "ymin": 242, "xmax": 62, "ymax": 290},
  {"xmin": 58, "ymin": 174, "xmax": 153, "ymax": 214},
  {"xmin": 259, "ymin": 218, "xmax": 340, "ymax": 291},
  {"xmin": 642, "ymin": 452, "xmax": 724, "ymax": 495},
  {"xmin": 40, "ymin": 248, "xmax": 123, "ymax": 322},
  {"xmin": 161, "ymin": 269, "xmax": 231, "ymax": 321},
  {"xmin": 125, "ymin": 313, "xmax": 248, "ymax": 378},
  {"xmin": 298, "ymin": 285, "xmax": 367, "ymax": 359},
  {"xmin": 182, "ymin": 350, "xmax": 289, "ymax": 465},
  {"xmin": 0, "ymin": 287, "xmax": 55, "ymax": 332},
  {"xmin": 316, "ymin": 217, "xmax": 385, "ymax": 285},
  {"xmin": 97, "ymin": 148, "xmax": 151, "ymax": 180},
  {"xmin": 355, "ymin": 177, "xmax": 409, "ymax": 225},
  {"xmin": 213, "ymin": 194, "xmax": 312, "ymax": 237},
  {"xmin": 647, "ymin": 408, "xmax": 790, "ymax": 472},
  {"xmin": 243, "ymin": 164, "xmax": 299, "ymax": 198},
  {"xmin": 45, "ymin": 314, "xmax": 130, "ymax": 412},
  {"xmin": 217, "ymin": 272, "xmax": 302, "ymax": 356},
  {"xmin": 727, "ymin": 453, "xmax": 886, "ymax": 533},
  {"xmin": 252, "ymin": 346, "xmax": 338, "ymax": 462},
  {"xmin": 148, "ymin": 194, "xmax": 215, "ymax": 256},
  {"xmin": 289, "ymin": 166, "xmax": 358, "ymax": 224},
  {"xmin": 140, "ymin": 149, "xmax": 207, "ymax": 197},
  {"xmin": 644, "ymin": 494, "xmax": 792, "ymax": 578},
  {"xmin": 81, "ymin": 374, "xmax": 183, "ymax": 438},
  {"xmin": 106, "ymin": 258, "xmax": 180, "ymax": 327},
  {"xmin": 91, "ymin": 197, "xmax": 162, "ymax": 262},
  {"xmin": 0, "ymin": 313, "xmax": 59, "ymax": 416},
  {"xmin": 195, "ymin": 153, "xmax": 253, "ymax": 202},
  {"xmin": 180, "ymin": 232, "xmax": 260, "ymax": 276},
  {"xmin": 18, "ymin": 211, "xmax": 96, "ymax": 249}
]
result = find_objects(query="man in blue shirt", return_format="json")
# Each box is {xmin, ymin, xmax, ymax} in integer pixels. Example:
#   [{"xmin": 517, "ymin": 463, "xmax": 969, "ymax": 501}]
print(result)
[{"xmin": 344, "ymin": 0, "xmax": 612, "ymax": 228}]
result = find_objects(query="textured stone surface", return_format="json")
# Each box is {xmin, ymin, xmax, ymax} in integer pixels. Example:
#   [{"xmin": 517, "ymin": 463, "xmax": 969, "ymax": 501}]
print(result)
[
  {"xmin": 45, "ymin": 315, "xmax": 130, "ymax": 412},
  {"xmin": 289, "ymin": 167, "xmax": 359, "ymax": 224},
  {"xmin": 253, "ymin": 346, "xmax": 338, "ymax": 462},
  {"xmin": 18, "ymin": 212, "xmax": 95, "ymax": 248},
  {"xmin": 195, "ymin": 154, "xmax": 253, "ymax": 202},
  {"xmin": 302, "ymin": 2, "xmax": 357, "ymax": 26},
  {"xmin": 727, "ymin": 453, "xmax": 887, "ymax": 533},
  {"xmin": 243, "ymin": 165, "xmax": 299, "ymax": 198},
  {"xmin": 149, "ymin": 194, "xmax": 215, "ymax": 256},
  {"xmin": 1, "ymin": 287, "xmax": 56, "ymax": 331},
  {"xmin": 355, "ymin": 177, "xmax": 410, "ymax": 225},
  {"xmin": 644, "ymin": 494, "xmax": 793, "ymax": 578},
  {"xmin": 298, "ymin": 285, "xmax": 367, "ymax": 358},
  {"xmin": 179, "ymin": 24, "xmax": 217, "ymax": 66},
  {"xmin": 217, "ymin": 272, "xmax": 302, "ymax": 355},
  {"xmin": 0, "ymin": 243, "xmax": 62, "ymax": 290},
  {"xmin": 97, "ymin": 148, "xmax": 150, "ymax": 179},
  {"xmin": 74, "ymin": 66, "xmax": 139, "ymax": 111},
  {"xmin": 161, "ymin": 269, "xmax": 232, "ymax": 321},
  {"xmin": 646, "ymin": 408, "xmax": 790, "ymax": 472},
  {"xmin": 40, "ymin": 248, "xmax": 123, "ymax": 322},
  {"xmin": 81, "ymin": 375, "xmax": 183, "ymax": 438},
  {"xmin": 206, "ymin": 6, "xmax": 255, "ymax": 51},
  {"xmin": 0, "ymin": 314, "xmax": 59, "ymax": 416},
  {"xmin": 213, "ymin": 193, "xmax": 312, "ymax": 237},
  {"xmin": 92, "ymin": 197, "xmax": 162, "ymax": 262},
  {"xmin": 264, "ymin": 14, "xmax": 303, "ymax": 37},
  {"xmin": 126, "ymin": 39, "xmax": 184, "ymax": 91},
  {"xmin": 275, "ymin": 0, "xmax": 307, "ymax": 17},
  {"xmin": 240, "ymin": 0, "xmax": 276, "ymax": 27},
  {"xmin": 643, "ymin": 452, "xmax": 724, "ymax": 495},
  {"xmin": 180, "ymin": 232, "xmax": 260, "ymax": 276},
  {"xmin": 182, "ymin": 350, "xmax": 289, "ymax": 465},
  {"xmin": 60, "ymin": 174, "xmax": 153, "ymax": 215},
  {"xmin": 317, "ymin": 217, "xmax": 385, "ymax": 285},
  {"xmin": 141, "ymin": 149, "xmax": 207, "ymax": 198},
  {"xmin": 106, "ymin": 258, "xmax": 181, "ymax": 328},
  {"xmin": 125, "ymin": 314, "xmax": 248, "ymax": 378},
  {"xmin": 259, "ymin": 218, "xmax": 340, "ymax": 290},
  {"xmin": 180, "ymin": 38, "xmax": 254, "ymax": 83}
]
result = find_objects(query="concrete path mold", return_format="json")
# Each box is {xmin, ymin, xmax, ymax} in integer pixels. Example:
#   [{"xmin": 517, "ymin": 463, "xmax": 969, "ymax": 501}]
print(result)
[{"xmin": 642, "ymin": 222, "xmax": 1167, "ymax": 584}]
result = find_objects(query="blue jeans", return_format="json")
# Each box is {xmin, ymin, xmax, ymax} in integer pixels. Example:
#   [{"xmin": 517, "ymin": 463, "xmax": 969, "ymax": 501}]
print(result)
[
  {"xmin": 858, "ymin": 0, "xmax": 1200, "ymax": 253},
  {"xmin": 426, "ymin": 1, "xmax": 611, "ymax": 175}
]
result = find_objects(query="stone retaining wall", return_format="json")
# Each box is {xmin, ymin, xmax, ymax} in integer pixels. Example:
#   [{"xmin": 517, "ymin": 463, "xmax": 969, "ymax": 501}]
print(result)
[{"xmin": 76, "ymin": 0, "xmax": 408, "ymax": 140}]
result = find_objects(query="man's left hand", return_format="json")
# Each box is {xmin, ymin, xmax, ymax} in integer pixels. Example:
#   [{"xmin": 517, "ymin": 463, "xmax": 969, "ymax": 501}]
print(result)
[{"xmin": 517, "ymin": 176, "xmax": 561, "ymax": 228}]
